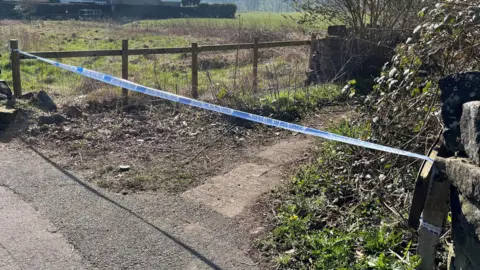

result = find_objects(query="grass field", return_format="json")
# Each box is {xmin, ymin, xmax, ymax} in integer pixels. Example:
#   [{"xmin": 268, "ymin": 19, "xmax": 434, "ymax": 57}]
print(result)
[
  {"xmin": 0, "ymin": 12, "xmax": 331, "ymax": 110},
  {"xmin": 130, "ymin": 12, "xmax": 303, "ymax": 31}
]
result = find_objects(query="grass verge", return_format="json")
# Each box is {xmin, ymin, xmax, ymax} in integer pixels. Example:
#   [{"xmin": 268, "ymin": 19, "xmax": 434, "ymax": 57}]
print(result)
[{"xmin": 258, "ymin": 121, "xmax": 422, "ymax": 269}]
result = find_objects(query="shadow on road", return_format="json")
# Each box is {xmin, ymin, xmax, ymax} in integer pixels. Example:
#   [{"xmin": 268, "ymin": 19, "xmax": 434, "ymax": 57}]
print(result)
[{"xmin": 27, "ymin": 144, "xmax": 224, "ymax": 270}]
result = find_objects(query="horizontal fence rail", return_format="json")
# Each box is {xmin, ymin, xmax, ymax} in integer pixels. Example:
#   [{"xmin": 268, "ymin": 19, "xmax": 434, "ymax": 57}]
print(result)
[
  {"xmin": 11, "ymin": 35, "xmax": 317, "ymax": 98},
  {"xmin": 18, "ymin": 40, "xmax": 313, "ymax": 59},
  {"xmin": 18, "ymin": 50, "xmax": 123, "ymax": 59}
]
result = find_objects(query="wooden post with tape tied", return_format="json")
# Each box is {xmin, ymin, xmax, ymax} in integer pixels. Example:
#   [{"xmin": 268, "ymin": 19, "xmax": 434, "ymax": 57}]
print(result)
[
  {"xmin": 416, "ymin": 158, "xmax": 450, "ymax": 270},
  {"xmin": 408, "ymin": 135, "xmax": 445, "ymax": 229},
  {"xmin": 408, "ymin": 136, "xmax": 451, "ymax": 270}
]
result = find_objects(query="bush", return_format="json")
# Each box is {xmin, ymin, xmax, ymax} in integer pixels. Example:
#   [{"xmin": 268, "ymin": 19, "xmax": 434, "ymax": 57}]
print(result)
[
  {"xmin": 260, "ymin": 122, "xmax": 422, "ymax": 269},
  {"xmin": 360, "ymin": 0, "xmax": 480, "ymax": 155},
  {"xmin": 196, "ymin": 3, "xmax": 237, "ymax": 18},
  {"xmin": 181, "ymin": 0, "xmax": 201, "ymax": 6},
  {"xmin": 113, "ymin": 3, "xmax": 237, "ymax": 19},
  {"xmin": 294, "ymin": 0, "xmax": 432, "ymax": 36}
]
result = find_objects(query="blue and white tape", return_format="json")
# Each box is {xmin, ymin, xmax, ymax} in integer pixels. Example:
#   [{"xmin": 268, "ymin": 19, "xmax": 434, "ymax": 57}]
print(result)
[
  {"xmin": 18, "ymin": 50, "xmax": 433, "ymax": 163},
  {"xmin": 420, "ymin": 216, "xmax": 442, "ymax": 236}
]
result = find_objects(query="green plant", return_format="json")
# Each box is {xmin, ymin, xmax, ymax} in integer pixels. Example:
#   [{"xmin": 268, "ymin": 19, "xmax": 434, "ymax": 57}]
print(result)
[
  {"xmin": 260, "ymin": 122, "xmax": 422, "ymax": 269},
  {"xmin": 363, "ymin": 0, "xmax": 480, "ymax": 156},
  {"xmin": 216, "ymin": 84, "xmax": 341, "ymax": 122}
]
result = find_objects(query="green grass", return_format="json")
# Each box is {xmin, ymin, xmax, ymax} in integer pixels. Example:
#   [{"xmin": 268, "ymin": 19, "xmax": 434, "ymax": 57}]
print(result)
[
  {"xmin": 0, "ymin": 21, "xmax": 193, "ymax": 92},
  {"xmin": 0, "ymin": 16, "xmax": 333, "ymax": 120},
  {"xmin": 0, "ymin": 19, "xmax": 316, "ymax": 101},
  {"xmin": 128, "ymin": 12, "xmax": 304, "ymax": 32},
  {"xmin": 127, "ymin": 12, "xmax": 330, "ymax": 34}
]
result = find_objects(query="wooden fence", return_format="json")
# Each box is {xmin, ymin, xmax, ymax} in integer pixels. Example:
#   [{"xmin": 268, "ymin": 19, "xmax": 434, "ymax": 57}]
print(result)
[{"xmin": 10, "ymin": 34, "xmax": 317, "ymax": 99}]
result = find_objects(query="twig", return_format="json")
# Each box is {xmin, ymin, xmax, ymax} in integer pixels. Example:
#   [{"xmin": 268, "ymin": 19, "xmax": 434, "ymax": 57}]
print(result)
[
  {"xmin": 238, "ymin": 261, "xmax": 258, "ymax": 266},
  {"xmin": 389, "ymin": 248, "xmax": 408, "ymax": 264},
  {"xmin": 183, "ymin": 125, "xmax": 236, "ymax": 165},
  {"xmin": 439, "ymin": 228, "xmax": 452, "ymax": 241},
  {"xmin": 382, "ymin": 200, "xmax": 408, "ymax": 224}
]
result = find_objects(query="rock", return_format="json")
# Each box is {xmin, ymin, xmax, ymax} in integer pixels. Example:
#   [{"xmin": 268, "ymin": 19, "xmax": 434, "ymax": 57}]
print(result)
[
  {"xmin": 6, "ymin": 98, "xmax": 15, "ymax": 109},
  {"xmin": 38, "ymin": 114, "xmax": 66, "ymax": 125},
  {"xmin": 37, "ymin": 90, "xmax": 57, "ymax": 112},
  {"xmin": 450, "ymin": 189, "xmax": 480, "ymax": 270},
  {"xmin": 0, "ymin": 107, "xmax": 16, "ymax": 125},
  {"xmin": 0, "ymin": 80, "xmax": 12, "ymax": 99},
  {"xmin": 20, "ymin": 92, "xmax": 36, "ymax": 101},
  {"xmin": 64, "ymin": 106, "xmax": 82, "ymax": 118},
  {"xmin": 461, "ymin": 102, "xmax": 480, "ymax": 164},
  {"xmin": 439, "ymin": 72, "xmax": 480, "ymax": 152},
  {"xmin": 436, "ymin": 157, "xmax": 480, "ymax": 202},
  {"xmin": 119, "ymin": 165, "xmax": 130, "ymax": 172}
]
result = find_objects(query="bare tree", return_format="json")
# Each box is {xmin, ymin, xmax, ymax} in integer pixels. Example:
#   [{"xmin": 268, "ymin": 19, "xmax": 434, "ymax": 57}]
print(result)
[{"xmin": 294, "ymin": 0, "xmax": 428, "ymax": 35}]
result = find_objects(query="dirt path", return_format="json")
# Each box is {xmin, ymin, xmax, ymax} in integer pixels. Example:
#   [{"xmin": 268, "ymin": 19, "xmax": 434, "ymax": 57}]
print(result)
[
  {"xmin": 0, "ymin": 143, "xmax": 258, "ymax": 269},
  {"xmin": 0, "ymin": 104, "xmax": 347, "ymax": 269},
  {"xmin": 0, "ymin": 133, "xmax": 313, "ymax": 269},
  {"xmin": 183, "ymin": 138, "xmax": 312, "ymax": 217}
]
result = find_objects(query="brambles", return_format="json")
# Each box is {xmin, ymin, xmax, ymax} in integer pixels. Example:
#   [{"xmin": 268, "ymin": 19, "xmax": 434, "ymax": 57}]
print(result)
[
  {"xmin": 260, "ymin": 1, "xmax": 480, "ymax": 269},
  {"xmin": 293, "ymin": 0, "xmax": 429, "ymax": 35},
  {"xmin": 364, "ymin": 0, "xmax": 480, "ymax": 155},
  {"xmin": 260, "ymin": 122, "xmax": 422, "ymax": 269}
]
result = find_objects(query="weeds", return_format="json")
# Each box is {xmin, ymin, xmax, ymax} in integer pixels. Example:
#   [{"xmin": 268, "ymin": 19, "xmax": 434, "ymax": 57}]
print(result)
[{"xmin": 259, "ymin": 121, "xmax": 422, "ymax": 269}]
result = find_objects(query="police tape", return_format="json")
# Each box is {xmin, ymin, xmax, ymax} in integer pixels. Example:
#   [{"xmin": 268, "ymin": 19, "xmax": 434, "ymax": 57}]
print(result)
[{"xmin": 18, "ymin": 50, "xmax": 433, "ymax": 163}]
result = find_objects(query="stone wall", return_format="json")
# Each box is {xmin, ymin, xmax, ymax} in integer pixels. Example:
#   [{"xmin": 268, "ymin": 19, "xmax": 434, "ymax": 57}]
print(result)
[
  {"xmin": 307, "ymin": 26, "xmax": 400, "ymax": 87},
  {"xmin": 438, "ymin": 73, "xmax": 480, "ymax": 269}
]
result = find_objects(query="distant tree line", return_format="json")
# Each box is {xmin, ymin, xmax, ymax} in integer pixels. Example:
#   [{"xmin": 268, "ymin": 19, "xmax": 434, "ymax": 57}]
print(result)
[
  {"xmin": 181, "ymin": 0, "xmax": 201, "ymax": 6},
  {"xmin": 202, "ymin": 0, "xmax": 296, "ymax": 12},
  {"xmin": 0, "ymin": 1, "xmax": 237, "ymax": 19}
]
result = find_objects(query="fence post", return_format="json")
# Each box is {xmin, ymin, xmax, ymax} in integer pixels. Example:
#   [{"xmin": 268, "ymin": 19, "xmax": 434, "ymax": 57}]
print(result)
[
  {"xmin": 416, "ymin": 165, "xmax": 450, "ymax": 270},
  {"xmin": 10, "ymin": 40, "xmax": 22, "ymax": 97},
  {"xmin": 252, "ymin": 36, "xmax": 259, "ymax": 92},
  {"xmin": 121, "ymin": 39, "xmax": 129, "ymax": 99},
  {"xmin": 308, "ymin": 33, "xmax": 317, "ymax": 72},
  {"xmin": 191, "ymin": 42, "xmax": 199, "ymax": 99}
]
